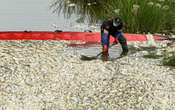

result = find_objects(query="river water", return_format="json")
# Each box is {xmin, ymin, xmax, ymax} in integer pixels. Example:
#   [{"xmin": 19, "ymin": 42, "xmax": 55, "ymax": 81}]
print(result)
[
  {"xmin": 0, "ymin": 0, "xmax": 121, "ymax": 58},
  {"xmin": 0, "ymin": 0, "xmax": 93, "ymax": 32}
]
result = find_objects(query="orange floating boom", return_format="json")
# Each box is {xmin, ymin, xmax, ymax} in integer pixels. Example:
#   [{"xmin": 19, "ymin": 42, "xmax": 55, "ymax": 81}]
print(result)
[{"xmin": 0, "ymin": 31, "xmax": 167, "ymax": 41}]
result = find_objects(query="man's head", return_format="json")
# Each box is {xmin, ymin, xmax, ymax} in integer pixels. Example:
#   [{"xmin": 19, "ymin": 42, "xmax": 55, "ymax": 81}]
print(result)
[{"xmin": 113, "ymin": 17, "xmax": 121, "ymax": 27}]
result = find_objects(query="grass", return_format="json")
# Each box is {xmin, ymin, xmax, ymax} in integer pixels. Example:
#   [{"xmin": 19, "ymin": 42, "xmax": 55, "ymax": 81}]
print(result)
[
  {"xmin": 142, "ymin": 49, "xmax": 175, "ymax": 67},
  {"xmin": 50, "ymin": 0, "xmax": 175, "ymax": 34},
  {"xmin": 129, "ymin": 46, "xmax": 162, "ymax": 59},
  {"xmin": 143, "ymin": 52, "xmax": 162, "ymax": 59},
  {"xmin": 162, "ymin": 51, "xmax": 175, "ymax": 66},
  {"xmin": 163, "ymin": 56, "xmax": 175, "ymax": 66},
  {"xmin": 129, "ymin": 46, "xmax": 175, "ymax": 66},
  {"xmin": 128, "ymin": 46, "xmax": 156, "ymax": 53}
]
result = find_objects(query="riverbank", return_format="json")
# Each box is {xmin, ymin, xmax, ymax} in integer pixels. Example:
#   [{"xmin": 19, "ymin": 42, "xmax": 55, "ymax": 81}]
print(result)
[{"xmin": 0, "ymin": 40, "xmax": 175, "ymax": 110}]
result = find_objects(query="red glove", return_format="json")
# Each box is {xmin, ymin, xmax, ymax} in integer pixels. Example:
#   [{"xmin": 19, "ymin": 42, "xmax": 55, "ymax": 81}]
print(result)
[
  {"xmin": 103, "ymin": 45, "xmax": 108, "ymax": 53},
  {"xmin": 114, "ymin": 38, "xmax": 119, "ymax": 44}
]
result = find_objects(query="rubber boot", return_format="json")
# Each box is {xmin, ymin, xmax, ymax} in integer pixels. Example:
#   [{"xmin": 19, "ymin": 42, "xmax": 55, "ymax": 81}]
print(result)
[
  {"xmin": 120, "ymin": 51, "xmax": 128, "ymax": 57},
  {"xmin": 118, "ymin": 34, "xmax": 129, "ymax": 57}
]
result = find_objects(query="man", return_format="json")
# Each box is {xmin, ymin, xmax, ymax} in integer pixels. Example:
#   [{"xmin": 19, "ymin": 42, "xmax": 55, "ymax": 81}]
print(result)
[{"xmin": 101, "ymin": 17, "xmax": 128, "ymax": 60}]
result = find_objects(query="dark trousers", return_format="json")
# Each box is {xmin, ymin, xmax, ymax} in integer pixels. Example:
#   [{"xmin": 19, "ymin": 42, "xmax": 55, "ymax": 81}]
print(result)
[{"xmin": 101, "ymin": 29, "xmax": 128, "ymax": 53}]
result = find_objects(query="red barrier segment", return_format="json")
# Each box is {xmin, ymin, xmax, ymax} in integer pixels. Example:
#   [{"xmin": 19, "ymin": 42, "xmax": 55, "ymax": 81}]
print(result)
[{"xmin": 0, "ymin": 31, "xmax": 167, "ymax": 41}]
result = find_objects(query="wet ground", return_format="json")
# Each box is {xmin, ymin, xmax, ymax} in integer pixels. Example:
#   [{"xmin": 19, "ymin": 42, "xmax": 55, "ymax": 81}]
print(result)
[
  {"xmin": 67, "ymin": 41, "xmax": 122, "ymax": 60},
  {"xmin": 67, "ymin": 41, "xmax": 159, "ymax": 61}
]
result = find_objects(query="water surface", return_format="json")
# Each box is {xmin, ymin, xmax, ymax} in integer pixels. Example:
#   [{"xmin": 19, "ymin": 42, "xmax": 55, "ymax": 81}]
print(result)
[{"xmin": 0, "ymin": 0, "xmax": 90, "ymax": 32}]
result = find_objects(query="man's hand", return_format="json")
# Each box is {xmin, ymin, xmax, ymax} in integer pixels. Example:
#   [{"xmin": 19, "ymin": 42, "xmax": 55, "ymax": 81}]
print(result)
[{"xmin": 113, "ymin": 38, "xmax": 119, "ymax": 45}]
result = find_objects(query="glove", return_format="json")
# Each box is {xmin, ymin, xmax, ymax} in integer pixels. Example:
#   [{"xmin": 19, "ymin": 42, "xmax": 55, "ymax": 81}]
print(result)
[
  {"xmin": 103, "ymin": 45, "xmax": 108, "ymax": 53},
  {"xmin": 114, "ymin": 38, "xmax": 119, "ymax": 44}
]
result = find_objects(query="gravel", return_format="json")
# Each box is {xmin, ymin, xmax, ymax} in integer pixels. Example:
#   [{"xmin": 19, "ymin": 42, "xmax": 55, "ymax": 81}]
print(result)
[{"xmin": 0, "ymin": 40, "xmax": 175, "ymax": 110}]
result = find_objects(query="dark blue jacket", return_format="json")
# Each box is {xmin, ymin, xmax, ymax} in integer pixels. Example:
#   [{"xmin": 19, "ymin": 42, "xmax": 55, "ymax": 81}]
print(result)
[{"xmin": 101, "ymin": 17, "xmax": 123, "ymax": 33}]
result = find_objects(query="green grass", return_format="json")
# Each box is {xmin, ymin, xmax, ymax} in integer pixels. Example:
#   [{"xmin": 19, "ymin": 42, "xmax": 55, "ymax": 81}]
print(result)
[
  {"xmin": 128, "ymin": 46, "xmax": 156, "ymax": 52},
  {"xmin": 128, "ymin": 46, "xmax": 175, "ymax": 67},
  {"xmin": 162, "ymin": 51, "xmax": 175, "ymax": 66},
  {"xmin": 128, "ymin": 46, "xmax": 161, "ymax": 59},
  {"xmin": 50, "ymin": 0, "xmax": 175, "ymax": 33},
  {"xmin": 163, "ymin": 56, "xmax": 175, "ymax": 66},
  {"xmin": 143, "ymin": 52, "xmax": 162, "ymax": 59}
]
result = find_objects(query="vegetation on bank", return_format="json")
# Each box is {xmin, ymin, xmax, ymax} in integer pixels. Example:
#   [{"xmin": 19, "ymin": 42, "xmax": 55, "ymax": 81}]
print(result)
[
  {"xmin": 143, "ymin": 52, "xmax": 163, "ymax": 59},
  {"xmin": 128, "ymin": 45, "xmax": 175, "ymax": 67},
  {"xmin": 142, "ymin": 47, "xmax": 175, "ymax": 67},
  {"xmin": 162, "ymin": 50, "xmax": 175, "ymax": 66},
  {"xmin": 51, "ymin": 0, "xmax": 175, "ymax": 34}
]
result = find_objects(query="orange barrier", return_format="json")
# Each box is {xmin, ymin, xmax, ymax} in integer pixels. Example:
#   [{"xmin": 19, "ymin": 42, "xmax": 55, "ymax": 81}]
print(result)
[{"xmin": 0, "ymin": 31, "xmax": 166, "ymax": 42}]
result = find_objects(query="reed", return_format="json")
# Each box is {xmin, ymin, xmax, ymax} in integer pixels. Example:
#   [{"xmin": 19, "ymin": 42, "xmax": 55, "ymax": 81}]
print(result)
[{"xmin": 50, "ymin": 0, "xmax": 175, "ymax": 33}]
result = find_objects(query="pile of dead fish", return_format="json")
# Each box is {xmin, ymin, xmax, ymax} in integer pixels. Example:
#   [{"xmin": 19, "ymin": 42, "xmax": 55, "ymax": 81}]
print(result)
[{"xmin": 0, "ymin": 40, "xmax": 174, "ymax": 110}]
